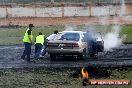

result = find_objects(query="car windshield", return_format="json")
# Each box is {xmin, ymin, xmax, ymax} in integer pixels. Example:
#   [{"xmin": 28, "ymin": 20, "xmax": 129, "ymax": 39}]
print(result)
[{"xmin": 54, "ymin": 32, "xmax": 80, "ymax": 41}]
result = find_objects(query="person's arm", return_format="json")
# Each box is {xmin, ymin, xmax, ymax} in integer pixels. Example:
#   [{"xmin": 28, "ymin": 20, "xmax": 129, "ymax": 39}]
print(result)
[
  {"xmin": 46, "ymin": 34, "xmax": 55, "ymax": 41},
  {"xmin": 46, "ymin": 35, "xmax": 52, "ymax": 41},
  {"xmin": 28, "ymin": 35, "xmax": 32, "ymax": 42},
  {"xmin": 27, "ymin": 30, "xmax": 32, "ymax": 43},
  {"xmin": 44, "ymin": 37, "xmax": 48, "ymax": 46},
  {"xmin": 34, "ymin": 37, "xmax": 36, "ymax": 43}
]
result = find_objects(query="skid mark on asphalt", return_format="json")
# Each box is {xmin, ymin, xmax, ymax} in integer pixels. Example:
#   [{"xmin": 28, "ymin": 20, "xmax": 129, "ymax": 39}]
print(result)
[{"xmin": 0, "ymin": 45, "xmax": 132, "ymax": 68}]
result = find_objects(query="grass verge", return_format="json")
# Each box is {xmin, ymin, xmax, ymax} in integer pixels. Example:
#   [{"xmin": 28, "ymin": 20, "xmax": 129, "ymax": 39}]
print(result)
[
  {"xmin": 0, "ymin": 25, "xmax": 132, "ymax": 45},
  {"xmin": 0, "ymin": 67, "xmax": 132, "ymax": 88}
]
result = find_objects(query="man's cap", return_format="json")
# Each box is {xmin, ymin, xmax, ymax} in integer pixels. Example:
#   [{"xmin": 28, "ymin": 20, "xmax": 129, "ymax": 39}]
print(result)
[
  {"xmin": 54, "ymin": 30, "xmax": 58, "ymax": 34},
  {"xmin": 29, "ymin": 24, "xmax": 34, "ymax": 27},
  {"xmin": 39, "ymin": 32, "xmax": 42, "ymax": 35}
]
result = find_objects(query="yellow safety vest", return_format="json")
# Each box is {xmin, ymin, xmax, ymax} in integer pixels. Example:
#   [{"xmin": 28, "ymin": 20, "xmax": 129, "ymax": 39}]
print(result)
[
  {"xmin": 23, "ymin": 28, "xmax": 33, "ymax": 43},
  {"xmin": 35, "ymin": 35, "xmax": 44, "ymax": 45}
]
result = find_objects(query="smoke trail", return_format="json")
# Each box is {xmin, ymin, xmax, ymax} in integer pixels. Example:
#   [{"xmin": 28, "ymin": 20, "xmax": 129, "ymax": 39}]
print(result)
[
  {"xmin": 103, "ymin": 0, "xmax": 126, "ymax": 51},
  {"xmin": 64, "ymin": 25, "xmax": 77, "ymax": 31},
  {"xmin": 119, "ymin": 0, "xmax": 126, "ymax": 17},
  {"xmin": 104, "ymin": 25, "xmax": 122, "ymax": 51}
]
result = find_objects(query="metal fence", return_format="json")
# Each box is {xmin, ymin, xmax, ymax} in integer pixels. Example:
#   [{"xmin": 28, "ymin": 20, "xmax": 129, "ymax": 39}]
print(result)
[{"xmin": 0, "ymin": 0, "xmax": 132, "ymax": 4}]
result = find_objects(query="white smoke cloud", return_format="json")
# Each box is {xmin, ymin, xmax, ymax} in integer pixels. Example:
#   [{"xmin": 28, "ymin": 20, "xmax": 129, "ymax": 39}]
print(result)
[
  {"xmin": 104, "ymin": 25, "xmax": 122, "ymax": 51},
  {"xmin": 102, "ymin": 0, "xmax": 126, "ymax": 51},
  {"xmin": 64, "ymin": 25, "xmax": 77, "ymax": 31}
]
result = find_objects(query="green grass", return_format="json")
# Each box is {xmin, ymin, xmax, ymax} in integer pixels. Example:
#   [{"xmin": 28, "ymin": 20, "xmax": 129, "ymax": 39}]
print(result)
[
  {"xmin": 0, "ymin": 68, "xmax": 132, "ymax": 88},
  {"xmin": 0, "ymin": 26, "xmax": 64, "ymax": 45},
  {"xmin": 0, "ymin": 25, "xmax": 132, "ymax": 45},
  {"xmin": 120, "ymin": 26, "xmax": 132, "ymax": 44}
]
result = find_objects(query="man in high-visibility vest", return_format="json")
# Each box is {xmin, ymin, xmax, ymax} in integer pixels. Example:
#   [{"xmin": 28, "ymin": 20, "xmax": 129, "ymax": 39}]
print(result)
[
  {"xmin": 34, "ymin": 32, "xmax": 45, "ymax": 59},
  {"xmin": 21, "ymin": 24, "xmax": 34, "ymax": 63},
  {"xmin": 81, "ymin": 67, "xmax": 90, "ymax": 86}
]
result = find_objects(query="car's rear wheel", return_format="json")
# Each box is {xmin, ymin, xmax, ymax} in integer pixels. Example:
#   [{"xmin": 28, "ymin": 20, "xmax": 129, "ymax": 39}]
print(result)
[
  {"xmin": 90, "ymin": 53, "xmax": 98, "ymax": 59},
  {"xmin": 78, "ymin": 54, "xmax": 83, "ymax": 60},
  {"xmin": 82, "ymin": 53, "xmax": 87, "ymax": 60},
  {"xmin": 79, "ymin": 48, "xmax": 88, "ymax": 60},
  {"xmin": 50, "ymin": 53, "xmax": 56, "ymax": 61},
  {"xmin": 97, "ymin": 41, "xmax": 104, "ymax": 52}
]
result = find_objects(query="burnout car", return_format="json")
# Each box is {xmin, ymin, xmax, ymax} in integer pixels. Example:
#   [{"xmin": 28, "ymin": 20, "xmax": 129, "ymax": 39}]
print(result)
[{"xmin": 47, "ymin": 31, "xmax": 104, "ymax": 60}]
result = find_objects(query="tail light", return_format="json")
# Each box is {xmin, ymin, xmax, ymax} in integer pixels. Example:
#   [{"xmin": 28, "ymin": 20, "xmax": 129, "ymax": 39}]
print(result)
[{"xmin": 72, "ymin": 43, "xmax": 79, "ymax": 47}]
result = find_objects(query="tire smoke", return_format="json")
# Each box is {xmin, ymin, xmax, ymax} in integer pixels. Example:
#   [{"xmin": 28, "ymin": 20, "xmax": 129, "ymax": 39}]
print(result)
[{"xmin": 103, "ymin": 25, "xmax": 122, "ymax": 51}]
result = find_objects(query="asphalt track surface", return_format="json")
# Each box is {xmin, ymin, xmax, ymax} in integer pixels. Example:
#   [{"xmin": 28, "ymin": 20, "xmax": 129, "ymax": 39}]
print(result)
[{"xmin": 0, "ymin": 44, "xmax": 132, "ymax": 68}]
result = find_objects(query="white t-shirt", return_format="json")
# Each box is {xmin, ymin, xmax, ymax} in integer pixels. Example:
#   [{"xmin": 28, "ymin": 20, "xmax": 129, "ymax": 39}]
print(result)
[{"xmin": 46, "ymin": 34, "xmax": 57, "ymax": 41}]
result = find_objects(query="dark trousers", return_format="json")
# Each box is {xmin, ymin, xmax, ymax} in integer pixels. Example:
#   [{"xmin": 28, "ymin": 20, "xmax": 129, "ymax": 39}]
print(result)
[
  {"xmin": 21, "ymin": 42, "xmax": 31, "ymax": 62},
  {"xmin": 34, "ymin": 44, "xmax": 43, "ymax": 58}
]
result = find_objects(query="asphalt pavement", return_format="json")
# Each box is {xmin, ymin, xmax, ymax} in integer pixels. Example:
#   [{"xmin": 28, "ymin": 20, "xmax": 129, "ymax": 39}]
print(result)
[{"xmin": 0, "ymin": 44, "xmax": 132, "ymax": 68}]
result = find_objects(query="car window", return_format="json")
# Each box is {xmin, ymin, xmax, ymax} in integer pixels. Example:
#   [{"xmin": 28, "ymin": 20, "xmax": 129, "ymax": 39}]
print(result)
[{"xmin": 54, "ymin": 32, "xmax": 80, "ymax": 41}]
